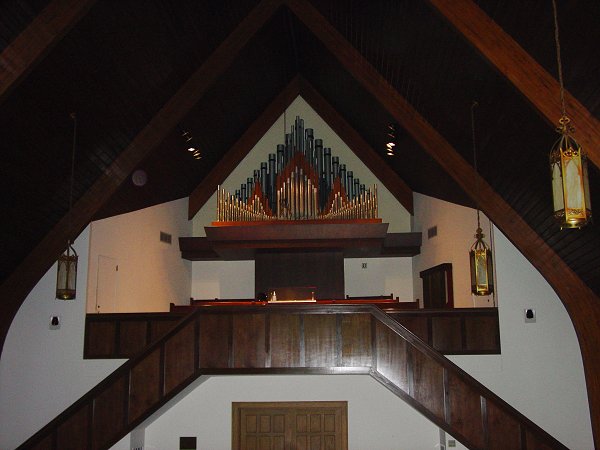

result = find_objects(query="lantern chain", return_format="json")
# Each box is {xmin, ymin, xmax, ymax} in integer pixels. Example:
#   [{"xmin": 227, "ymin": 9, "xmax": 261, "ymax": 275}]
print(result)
[{"xmin": 470, "ymin": 100, "xmax": 481, "ymax": 230}]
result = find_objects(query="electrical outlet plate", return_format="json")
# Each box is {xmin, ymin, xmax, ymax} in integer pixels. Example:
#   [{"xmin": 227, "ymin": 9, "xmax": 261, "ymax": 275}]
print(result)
[
  {"xmin": 524, "ymin": 308, "xmax": 536, "ymax": 323},
  {"xmin": 49, "ymin": 316, "xmax": 61, "ymax": 330}
]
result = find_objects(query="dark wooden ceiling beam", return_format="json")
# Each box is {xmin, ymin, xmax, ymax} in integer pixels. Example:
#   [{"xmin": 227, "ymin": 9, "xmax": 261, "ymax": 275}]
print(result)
[
  {"xmin": 0, "ymin": 0, "xmax": 284, "ymax": 354},
  {"xmin": 0, "ymin": 0, "xmax": 97, "ymax": 105},
  {"xmin": 286, "ymin": 0, "xmax": 600, "ymax": 446},
  {"xmin": 426, "ymin": 0, "xmax": 600, "ymax": 170},
  {"xmin": 188, "ymin": 75, "xmax": 300, "ymax": 219},
  {"xmin": 297, "ymin": 76, "xmax": 414, "ymax": 214}
]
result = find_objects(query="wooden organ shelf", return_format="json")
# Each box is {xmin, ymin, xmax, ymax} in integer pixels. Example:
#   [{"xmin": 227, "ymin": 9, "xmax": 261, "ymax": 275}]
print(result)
[{"xmin": 179, "ymin": 221, "xmax": 422, "ymax": 261}]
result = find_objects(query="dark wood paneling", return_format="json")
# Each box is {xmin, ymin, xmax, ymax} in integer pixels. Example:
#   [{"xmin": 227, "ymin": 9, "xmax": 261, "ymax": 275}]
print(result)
[
  {"xmin": 129, "ymin": 349, "xmax": 161, "ymax": 424},
  {"xmin": 270, "ymin": 314, "xmax": 302, "ymax": 367},
  {"xmin": 304, "ymin": 315, "xmax": 336, "ymax": 367},
  {"xmin": 56, "ymin": 406, "xmax": 89, "ymax": 450},
  {"xmin": 118, "ymin": 321, "xmax": 148, "ymax": 356},
  {"xmin": 426, "ymin": 0, "xmax": 600, "ymax": 170},
  {"xmin": 92, "ymin": 377, "xmax": 126, "ymax": 450},
  {"xmin": 150, "ymin": 320, "xmax": 178, "ymax": 343},
  {"xmin": 341, "ymin": 314, "xmax": 371, "ymax": 367},
  {"xmin": 0, "ymin": 0, "xmax": 97, "ymax": 104},
  {"xmin": 199, "ymin": 314, "xmax": 232, "ymax": 368},
  {"xmin": 526, "ymin": 430, "xmax": 556, "ymax": 450},
  {"xmin": 431, "ymin": 316, "xmax": 462, "ymax": 353},
  {"xmin": 233, "ymin": 314, "xmax": 266, "ymax": 368},
  {"xmin": 288, "ymin": 1, "xmax": 600, "ymax": 443},
  {"xmin": 375, "ymin": 321, "xmax": 409, "ymax": 392},
  {"xmin": 410, "ymin": 346, "xmax": 444, "ymax": 420},
  {"xmin": 21, "ymin": 306, "xmax": 567, "ymax": 450},
  {"xmin": 487, "ymin": 400, "xmax": 522, "ymax": 450},
  {"xmin": 85, "ymin": 321, "xmax": 116, "ymax": 358},
  {"xmin": 391, "ymin": 315, "xmax": 429, "ymax": 344},
  {"xmin": 447, "ymin": 372, "xmax": 484, "ymax": 449},
  {"xmin": 464, "ymin": 315, "xmax": 499, "ymax": 352},
  {"xmin": 164, "ymin": 322, "xmax": 196, "ymax": 394},
  {"xmin": 0, "ymin": 0, "xmax": 284, "ymax": 359},
  {"xmin": 29, "ymin": 435, "xmax": 53, "ymax": 450},
  {"xmin": 255, "ymin": 251, "xmax": 344, "ymax": 300}
]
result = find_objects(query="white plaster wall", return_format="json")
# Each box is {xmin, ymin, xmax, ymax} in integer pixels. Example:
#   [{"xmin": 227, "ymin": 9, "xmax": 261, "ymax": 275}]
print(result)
[
  {"xmin": 448, "ymin": 228, "xmax": 593, "ymax": 450},
  {"xmin": 87, "ymin": 198, "xmax": 192, "ymax": 312},
  {"xmin": 344, "ymin": 257, "xmax": 413, "ymax": 301},
  {"xmin": 0, "ymin": 227, "xmax": 125, "ymax": 450},
  {"xmin": 191, "ymin": 260, "xmax": 255, "ymax": 299},
  {"xmin": 412, "ymin": 193, "xmax": 494, "ymax": 308},
  {"xmin": 143, "ymin": 375, "xmax": 439, "ymax": 450}
]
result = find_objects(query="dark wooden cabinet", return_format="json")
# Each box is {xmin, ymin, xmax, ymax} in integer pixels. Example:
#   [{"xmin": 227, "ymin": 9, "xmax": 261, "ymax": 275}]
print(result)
[{"xmin": 420, "ymin": 263, "xmax": 453, "ymax": 308}]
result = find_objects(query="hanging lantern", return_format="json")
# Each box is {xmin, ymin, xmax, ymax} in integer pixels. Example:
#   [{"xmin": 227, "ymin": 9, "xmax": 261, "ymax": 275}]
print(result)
[
  {"xmin": 550, "ymin": 116, "xmax": 592, "ymax": 229},
  {"xmin": 548, "ymin": 1, "xmax": 592, "ymax": 229},
  {"xmin": 469, "ymin": 227, "xmax": 494, "ymax": 296},
  {"xmin": 56, "ymin": 241, "xmax": 78, "ymax": 300},
  {"xmin": 56, "ymin": 112, "xmax": 78, "ymax": 300}
]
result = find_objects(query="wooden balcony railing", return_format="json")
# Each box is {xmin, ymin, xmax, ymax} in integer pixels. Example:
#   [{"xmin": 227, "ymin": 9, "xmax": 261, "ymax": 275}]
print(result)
[
  {"xmin": 21, "ymin": 306, "xmax": 564, "ymax": 450},
  {"xmin": 84, "ymin": 307, "xmax": 499, "ymax": 359}
]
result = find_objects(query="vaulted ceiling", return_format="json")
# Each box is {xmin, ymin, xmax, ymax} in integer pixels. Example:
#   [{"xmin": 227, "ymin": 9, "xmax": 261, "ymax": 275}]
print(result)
[{"xmin": 1, "ymin": 0, "xmax": 600, "ymax": 444}]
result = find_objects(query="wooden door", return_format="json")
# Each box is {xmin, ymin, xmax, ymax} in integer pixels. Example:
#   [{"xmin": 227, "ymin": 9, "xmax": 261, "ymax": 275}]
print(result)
[{"xmin": 232, "ymin": 401, "xmax": 348, "ymax": 450}]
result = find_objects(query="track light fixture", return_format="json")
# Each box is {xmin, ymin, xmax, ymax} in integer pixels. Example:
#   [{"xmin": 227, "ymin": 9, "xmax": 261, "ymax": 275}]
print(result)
[
  {"xmin": 386, "ymin": 123, "xmax": 397, "ymax": 156},
  {"xmin": 182, "ymin": 130, "xmax": 201, "ymax": 160}
]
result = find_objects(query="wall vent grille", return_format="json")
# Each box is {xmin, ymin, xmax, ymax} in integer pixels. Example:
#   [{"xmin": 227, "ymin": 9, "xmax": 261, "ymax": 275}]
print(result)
[
  {"xmin": 427, "ymin": 226, "xmax": 438, "ymax": 239},
  {"xmin": 160, "ymin": 231, "xmax": 172, "ymax": 244}
]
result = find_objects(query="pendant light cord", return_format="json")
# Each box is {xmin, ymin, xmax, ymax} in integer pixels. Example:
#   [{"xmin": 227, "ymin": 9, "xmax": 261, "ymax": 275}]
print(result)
[
  {"xmin": 470, "ymin": 101, "xmax": 481, "ymax": 229},
  {"xmin": 552, "ymin": 0, "xmax": 567, "ymax": 119},
  {"xmin": 68, "ymin": 112, "xmax": 77, "ymax": 245}
]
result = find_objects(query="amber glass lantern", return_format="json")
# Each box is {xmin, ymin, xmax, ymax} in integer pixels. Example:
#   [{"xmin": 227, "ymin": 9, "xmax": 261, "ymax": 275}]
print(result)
[
  {"xmin": 469, "ymin": 227, "xmax": 494, "ymax": 296},
  {"xmin": 56, "ymin": 241, "xmax": 78, "ymax": 300},
  {"xmin": 550, "ymin": 116, "xmax": 592, "ymax": 229}
]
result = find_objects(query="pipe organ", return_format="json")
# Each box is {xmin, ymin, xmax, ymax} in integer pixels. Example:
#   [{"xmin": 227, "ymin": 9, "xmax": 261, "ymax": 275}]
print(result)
[{"xmin": 216, "ymin": 116, "xmax": 378, "ymax": 222}]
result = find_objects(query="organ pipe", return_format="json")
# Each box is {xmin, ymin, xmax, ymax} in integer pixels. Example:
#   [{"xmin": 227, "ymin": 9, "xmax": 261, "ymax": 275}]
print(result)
[{"xmin": 215, "ymin": 116, "xmax": 379, "ymax": 222}]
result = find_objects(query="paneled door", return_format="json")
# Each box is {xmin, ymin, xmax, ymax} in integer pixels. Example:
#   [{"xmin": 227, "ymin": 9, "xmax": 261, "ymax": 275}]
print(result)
[{"xmin": 232, "ymin": 401, "xmax": 348, "ymax": 450}]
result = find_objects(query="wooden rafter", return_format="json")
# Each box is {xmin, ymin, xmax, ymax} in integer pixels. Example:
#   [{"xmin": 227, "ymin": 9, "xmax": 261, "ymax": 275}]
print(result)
[
  {"xmin": 0, "ymin": 0, "xmax": 284, "ymax": 353},
  {"xmin": 188, "ymin": 76, "xmax": 300, "ymax": 219},
  {"xmin": 297, "ymin": 77, "xmax": 413, "ymax": 214},
  {"xmin": 0, "ymin": 0, "xmax": 97, "ymax": 105},
  {"xmin": 285, "ymin": 0, "xmax": 600, "ymax": 446},
  {"xmin": 426, "ymin": 0, "xmax": 600, "ymax": 170}
]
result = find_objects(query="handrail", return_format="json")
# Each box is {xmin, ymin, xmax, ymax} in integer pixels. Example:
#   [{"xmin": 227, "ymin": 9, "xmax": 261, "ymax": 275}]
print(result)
[{"xmin": 20, "ymin": 305, "xmax": 565, "ymax": 450}]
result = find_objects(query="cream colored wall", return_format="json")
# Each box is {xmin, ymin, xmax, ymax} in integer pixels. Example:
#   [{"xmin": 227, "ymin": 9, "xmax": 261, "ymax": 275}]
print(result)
[
  {"xmin": 143, "ymin": 375, "xmax": 440, "ymax": 450},
  {"xmin": 86, "ymin": 198, "xmax": 192, "ymax": 312},
  {"xmin": 191, "ymin": 96, "xmax": 413, "ymax": 300},
  {"xmin": 447, "ymin": 227, "xmax": 593, "ymax": 450},
  {"xmin": 412, "ymin": 193, "xmax": 494, "ymax": 308}
]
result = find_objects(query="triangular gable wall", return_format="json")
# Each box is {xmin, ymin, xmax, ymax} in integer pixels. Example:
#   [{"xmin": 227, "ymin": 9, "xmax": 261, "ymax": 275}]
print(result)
[{"xmin": 191, "ymin": 95, "xmax": 412, "ymax": 235}]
